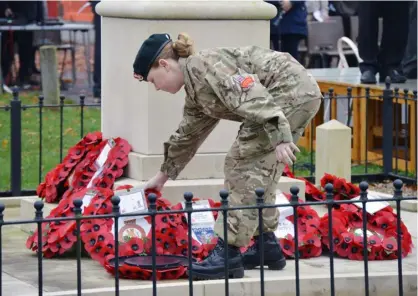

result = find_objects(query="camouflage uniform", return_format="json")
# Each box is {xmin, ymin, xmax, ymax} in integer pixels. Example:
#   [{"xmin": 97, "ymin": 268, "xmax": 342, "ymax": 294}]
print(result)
[{"xmin": 160, "ymin": 46, "xmax": 322, "ymax": 247}]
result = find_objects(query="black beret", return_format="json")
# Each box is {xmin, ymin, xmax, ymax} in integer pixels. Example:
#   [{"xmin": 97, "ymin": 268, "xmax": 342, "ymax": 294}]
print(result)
[{"xmin": 133, "ymin": 33, "xmax": 172, "ymax": 81}]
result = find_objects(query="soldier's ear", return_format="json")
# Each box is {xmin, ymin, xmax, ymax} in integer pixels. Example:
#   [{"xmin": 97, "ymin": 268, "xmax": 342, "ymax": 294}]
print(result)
[{"xmin": 158, "ymin": 59, "xmax": 170, "ymax": 71}]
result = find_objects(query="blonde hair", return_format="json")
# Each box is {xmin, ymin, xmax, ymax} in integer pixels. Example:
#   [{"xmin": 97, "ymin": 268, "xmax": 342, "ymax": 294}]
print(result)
[{"xmin": 151, "ymin": 33, "xmax": 194, "ymax": 67}]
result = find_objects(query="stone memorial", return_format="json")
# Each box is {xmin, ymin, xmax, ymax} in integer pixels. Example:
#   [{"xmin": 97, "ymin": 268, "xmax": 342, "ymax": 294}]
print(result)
[{"xmin": 96, "ymin": 0, "xmax": 305, "ymax": 200}]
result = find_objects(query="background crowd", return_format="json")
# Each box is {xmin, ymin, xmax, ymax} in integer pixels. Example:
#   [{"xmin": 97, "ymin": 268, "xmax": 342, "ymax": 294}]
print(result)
[{"xmin": 267, "ymin": 0, "xmax": 416, "ymax": 84}]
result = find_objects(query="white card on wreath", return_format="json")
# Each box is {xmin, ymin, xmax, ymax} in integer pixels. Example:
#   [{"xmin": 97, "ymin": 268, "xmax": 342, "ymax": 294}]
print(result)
[
  {"xmin": 276, "ymin": 191, "xmax": 293, "ymax": 222},
  {"xmin": 85, "ymin": 138, "xmax": 116, "ymax": 189},
  {"xmin": 118, "ymin": 188, "xmax": 147, "ymax": 214},
  {"xmin": 96, "ymin": 138, "xmax": 116, "ymax": 168},
  {"xmin": 182, "ymin": 200, "xmax": 215, "ymax": 225},
  {"xmin": 351, "ymin": 192, "xmax": 390, "ymax": 214},
  {"xmin": 181, "ymin": 200, "xmax": 215, "ymax": 245},
  {"xmin": 111, "ymin": 216, "xmax": 151, "ymax": 243},
  {"xmin": 111, "ymin": 187, "xmax": 150, "ymax": 243},
  {"xmin": 275, "ymin": 219, "xmax": 295, "ymax": 239},
  {"xmin": 80, "ymin": 190, "xmax": 96, "ymax": 212},
  {"xmin": 191, "ymin": 223, "xmax": 215, "ymax": 245}
]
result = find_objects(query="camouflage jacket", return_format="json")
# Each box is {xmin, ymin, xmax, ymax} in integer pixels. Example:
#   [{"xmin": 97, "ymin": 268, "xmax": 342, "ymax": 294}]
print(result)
[{"xmin": 160, "ymin": 46, "xmax": 322, "ymax": 180}]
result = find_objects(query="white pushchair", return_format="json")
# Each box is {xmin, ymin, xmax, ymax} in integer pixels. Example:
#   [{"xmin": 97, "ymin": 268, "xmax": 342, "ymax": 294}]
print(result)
[{"xmin": 323, "ymin": 36, "xmax": 363, "ymax": 127}]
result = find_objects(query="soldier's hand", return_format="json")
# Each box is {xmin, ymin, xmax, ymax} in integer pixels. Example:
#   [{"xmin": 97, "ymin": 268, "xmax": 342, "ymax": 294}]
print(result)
[
  {"xmin": 275, "ymin": 142, "xmax": 300, "ymax": 165},
  {"xmin": 144, "ymin": 171, "xmax": 169, "ymax": 192}
]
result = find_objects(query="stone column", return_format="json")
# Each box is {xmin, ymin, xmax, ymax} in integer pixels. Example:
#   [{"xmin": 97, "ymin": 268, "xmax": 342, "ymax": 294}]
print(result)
[
  {"xmin": 96, "ymin": 1, "xmax": 305, "ymax": 201},
  {"xmin": 315, "ymin": 119, "xmax": 352, "ymax": 186}
]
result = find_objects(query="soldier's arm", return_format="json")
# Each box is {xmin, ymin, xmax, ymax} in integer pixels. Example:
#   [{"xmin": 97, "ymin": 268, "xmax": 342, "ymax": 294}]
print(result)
[
  {"xmin": 200, "ymin": 58, "xmax": 293, "ymax": 148},
  {"xmin": 160, "ymin": 101, "xmax": 220, "ymax": 180}
]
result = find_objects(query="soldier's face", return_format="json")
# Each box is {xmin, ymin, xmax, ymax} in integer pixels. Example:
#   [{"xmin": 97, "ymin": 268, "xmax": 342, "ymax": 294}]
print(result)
[{"xmin": 147, "ymin": 59, "xmax": 184, "ymax": 94}]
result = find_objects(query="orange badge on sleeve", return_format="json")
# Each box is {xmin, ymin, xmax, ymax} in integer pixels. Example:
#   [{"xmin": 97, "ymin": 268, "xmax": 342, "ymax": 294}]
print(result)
[{"xmin": 232, "ymin": 74, "xmax": 255, "ymax": 91}]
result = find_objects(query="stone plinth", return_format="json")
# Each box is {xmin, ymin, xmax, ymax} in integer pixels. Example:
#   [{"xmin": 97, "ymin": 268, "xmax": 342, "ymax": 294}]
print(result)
[
  {"xmin": 315, "ymin": 119, "xmax": 352, "ymax": 186},
  {"xmin": 95, "ymin": 1, "xmax": 287, "ymax": 198},
  {"xmin": 115, "ymin": 176, "xmax": 306, "ymax": 204},
  {"xmin": 19, "ymin": 197, "xmax": 56, "ymax": 234},
  {"xmin": 19, "ymin": 175, "xmax": 305, "ymax": 234}
]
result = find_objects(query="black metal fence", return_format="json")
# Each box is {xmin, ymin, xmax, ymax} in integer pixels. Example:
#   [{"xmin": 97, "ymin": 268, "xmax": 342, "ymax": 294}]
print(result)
[
  {"xmin": 0, "ymin": 80, "xmax": 417, "ymax": 197},
  {"xmin": 0, "ymin": 180, "xmax": 416, "ymax": 295},
  {"xmin": 0, "ymin": 89, "xmax": 101, "ymax": 197}
]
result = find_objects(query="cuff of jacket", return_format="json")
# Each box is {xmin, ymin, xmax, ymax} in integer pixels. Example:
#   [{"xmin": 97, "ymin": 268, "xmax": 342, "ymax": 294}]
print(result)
[
  {"xmin": 267, "ymin": 125, "xmax": 294, "ymax": 147},
  {"xmin": 160, "ymin": 160, "xmax": 180, "ymax": 180}
]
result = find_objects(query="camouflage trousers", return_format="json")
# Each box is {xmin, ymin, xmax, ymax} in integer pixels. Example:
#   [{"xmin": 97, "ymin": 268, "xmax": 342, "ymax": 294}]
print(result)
[{"xmin": 214, "ymin": 98, "xmax": 321, "ymax": 247}]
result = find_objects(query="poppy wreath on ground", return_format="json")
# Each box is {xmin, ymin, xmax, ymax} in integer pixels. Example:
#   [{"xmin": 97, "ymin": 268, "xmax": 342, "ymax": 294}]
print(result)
[
  {"xmin": 98, "ymin": 189, "xmax": 194, "ymax": 280},
  {"xmin": 240, "ymin": 193, "xmax": 322, "ymax": 259},
  {"xmin": 36, "ymin": 131, "xmax": 103, "ymax": 203},
  {"xmin": 59, "ymin": 137, "xmax": 131, "ymax": 201},
  {"xmin": 101, "ymin": 195, "xmax": 221, "ymax": 280},
  {"xmin": 26, "ymin": 187, "xmax": 114, "ymax": 258},
  {"xmin": 319, "ymin": 192, "xmax": 413, "ymax": 261},
  {"xmin": 27, "ymin": 135, "xmax": 131, "ymax": 258},
  {"xmin": 80, "ymin": 186, "xmax": 165, "ymax": 267}
]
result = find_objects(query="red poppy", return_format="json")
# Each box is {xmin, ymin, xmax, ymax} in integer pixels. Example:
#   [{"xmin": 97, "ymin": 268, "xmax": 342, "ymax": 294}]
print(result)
[
  {"xmin": 347, "ymin": 245, "xmax": 364, "ymax": 260},
  {"xmin": 81, "ymin": 131, "xmax": 102, "ymax": 146},
  {"xmin": 303, "ymin": 233, "xmax": 321, "ymax": 248},
  {"xmin": 279, "ymin": 235, "xmax": 296, "ymax": 257},
  {"xmin": 382, "ymin": 237, "xmax": 398, "ymax": 253},
  {"xmin": 115, "ymin": 184, "xmax": 133, "ymax": 191},
  {"xmin": 119, "ymin": 238, "xmax": 145, "ymax": 256},
  {"xmin": 162, "ymin": 267, "xmax": 187, "ymax": 280},
  {"xmin": 334, "ymin": 178, "xmax": 350, "ymax": 195},
  {"xmin": 320, "ymin": 173, "xmax": 336, "ymax": 189},
  {"xmin": 83, "ymin": 231, "xmax": 102, "ymax": 253}
]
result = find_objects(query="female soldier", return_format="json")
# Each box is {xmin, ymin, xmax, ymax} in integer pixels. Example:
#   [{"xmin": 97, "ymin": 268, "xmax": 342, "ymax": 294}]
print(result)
[{"xmin": 133, "ymin": 33, "xmax": 322, "ymax": 280}]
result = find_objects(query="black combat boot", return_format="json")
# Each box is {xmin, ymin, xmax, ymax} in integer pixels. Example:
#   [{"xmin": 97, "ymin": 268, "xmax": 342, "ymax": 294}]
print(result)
[
  {"xmin": 187, "ymin": 238, "xmax": 244, "ymax": 280},
  {"xmin": 242, "ymin": 232, "xmax": 286, "ymax": 270}
]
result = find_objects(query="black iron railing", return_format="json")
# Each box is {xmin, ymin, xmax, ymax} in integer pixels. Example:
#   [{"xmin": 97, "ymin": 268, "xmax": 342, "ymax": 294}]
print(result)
[{"xmin": 0, "ymin": 180, "xmax": 416, "ymax": 296}]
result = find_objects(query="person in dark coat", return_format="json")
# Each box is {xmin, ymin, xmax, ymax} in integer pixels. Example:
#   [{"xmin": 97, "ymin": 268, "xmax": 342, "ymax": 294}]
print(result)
[
  {"xmin": 0, "ymin": 1, "xmax": 43, "ymax": 87},
  {"xmin": 90, "ymin": 1, "xmax": 101, "ymax": 100},
  {"xmin": 401, "ymin": 1, "xmax": 417, "ymax": 79},
  {"xmin": 266, "ymin": 1, "xmax": 282, "ymax": 51},
  {"xmin": 277, "ymin": 0, "xmax": 307, "ymax": 62},
  {"xmin": 357, "ymin": 1, "xmax": 410, "ymax": 84}
]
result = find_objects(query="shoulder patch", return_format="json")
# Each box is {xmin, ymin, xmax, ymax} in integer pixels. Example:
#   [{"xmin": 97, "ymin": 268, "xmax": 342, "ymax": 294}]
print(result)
[{"xmin": 232, "ymin": 74, "xmax": 255, "ymax": 91}]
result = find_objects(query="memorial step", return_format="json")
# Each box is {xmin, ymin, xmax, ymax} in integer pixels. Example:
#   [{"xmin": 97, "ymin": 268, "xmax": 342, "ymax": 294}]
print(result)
[
  {"xmin": 19, "ymin": 176, "xmax": 305, "ymax": 234},
  {"xmin": 115, "ymin": 176, "xmax": 306, "ymax": 204}
]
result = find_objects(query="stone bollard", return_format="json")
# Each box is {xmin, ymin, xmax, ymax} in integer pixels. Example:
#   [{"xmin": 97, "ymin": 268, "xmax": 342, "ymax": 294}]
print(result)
[
  {"xmin": 39, "ymin": 45, "xmax": 59, "ymax": 105},
  {"xmin": 315, "ymin": 119, "xmax": 351, "ymax": 186}
]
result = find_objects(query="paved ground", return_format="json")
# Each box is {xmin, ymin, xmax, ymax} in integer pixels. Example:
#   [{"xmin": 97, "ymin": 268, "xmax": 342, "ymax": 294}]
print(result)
[{"xmin": 1, "ymin": 205, "xmax": 416, "ymax": 296}]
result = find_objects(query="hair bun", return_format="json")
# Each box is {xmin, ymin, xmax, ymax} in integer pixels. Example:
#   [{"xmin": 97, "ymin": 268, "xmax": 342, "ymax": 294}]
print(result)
[{"xmin": 172, "ymin": 32, "xmax": 194, "ymax": 58}]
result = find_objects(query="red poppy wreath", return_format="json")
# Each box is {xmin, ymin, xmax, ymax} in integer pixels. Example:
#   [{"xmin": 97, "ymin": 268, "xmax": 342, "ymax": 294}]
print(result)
[
  {"xmin": 36, "ymin": 131, "xmax": 103, "ymax": 203},
  {"xmin": 101, "ymin": 195, "xmax": 220, "ymax": 280},
  {"xmin": 36, "ymin": 132, "xmax": 131, "ymax": 204},
  {"xmin": 318, "ymin": 174, "xmax": 413, "ymax": 260},
  {"xmin": 27, "ymin": 133, "xmax": 131, "ymax": 257},
  {"xmin": 240, "ymin": 193, "xmax": 322, "ymax": 259}
]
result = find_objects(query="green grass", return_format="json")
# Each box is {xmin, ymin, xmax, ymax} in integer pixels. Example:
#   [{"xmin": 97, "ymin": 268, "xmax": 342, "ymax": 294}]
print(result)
[
  {"xmin": 0, "ymin": 91, "xmax": 414, "ymax": 192},
  {"xmin": 293, "ymin": 147, "xmax": 385, "ymax": 177},
  {"xmin": 0, "ymin": 91, "xmax": 101, "ymax": 191}
]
